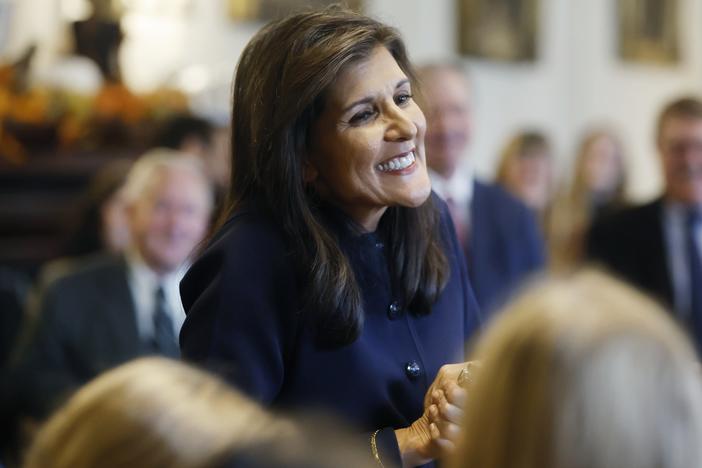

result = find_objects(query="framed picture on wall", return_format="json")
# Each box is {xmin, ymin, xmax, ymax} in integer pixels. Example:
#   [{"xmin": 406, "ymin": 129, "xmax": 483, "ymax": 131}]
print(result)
[
  {"xmin": 227, "ymin": 0, "xmax": 362, "ymax": 22},
  {"xmin": 457, "ymin": 0, "xmax": 540, "ymax": 62},
  {"xmin": 618, "ymin": 0, "xmax": 679, "ymax": 65}
]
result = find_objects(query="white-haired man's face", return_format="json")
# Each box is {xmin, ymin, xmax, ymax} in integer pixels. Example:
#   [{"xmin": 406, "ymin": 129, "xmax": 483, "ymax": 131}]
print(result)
[
  {"xmin": 127, "ymin": 167, "xmax": 211, "ymax": 275},
  {"xmin": 422, "ymin": 68, "xmax": 473, "ymax": 179}
]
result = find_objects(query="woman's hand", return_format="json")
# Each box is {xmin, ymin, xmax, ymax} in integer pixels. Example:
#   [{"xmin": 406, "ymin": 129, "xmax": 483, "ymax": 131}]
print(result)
[
  {"xmin": 426, "ymin": 382, "xmax": 465, "ymax": 451},
  {"xmin": 394, "ymin": 362, "xmax": 474, "ymax": 467},
  {"xmin": 423, "ymin": 363, "xmax": 469, "ymax": 409}
]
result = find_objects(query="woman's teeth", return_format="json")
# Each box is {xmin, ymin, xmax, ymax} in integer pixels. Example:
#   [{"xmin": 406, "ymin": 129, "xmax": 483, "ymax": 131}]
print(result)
[{"xmin": 376, "ymin": 151, "xmax": 416, "ymax": 172}]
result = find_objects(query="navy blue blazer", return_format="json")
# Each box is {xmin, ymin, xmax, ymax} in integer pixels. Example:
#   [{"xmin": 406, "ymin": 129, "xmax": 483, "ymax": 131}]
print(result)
[
  {"xmin": 586, "ymin": 198, "xmax": 673, "ymax": 307},
  {"xmin": 586, "ymin": 199, "xmax": 702, "ymax": 354},
  {"xmin": 180, "ymin": 196, "xmax": 482, "ymax": 465},
  {"xmin": 467, "ymin": 181, "xmax": 545, "ymax": 314}
]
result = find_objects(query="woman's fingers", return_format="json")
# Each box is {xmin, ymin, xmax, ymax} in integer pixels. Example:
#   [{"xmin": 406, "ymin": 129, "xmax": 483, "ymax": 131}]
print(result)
[
  {"xmin": 424, "ymin": 362, "xmax": 467, "ymax": 409},
  {"xmin": 429, "ymin": 421, "xmax": 460, "ymax": 451},
  {"xmin": 429, "ymin": 388, "xmax": 464, "ymax": 425},
  {"xmin": 444, "ymin": 382, "xmax": 467, "ymax": 407},
  {"xmin": 433, "ymin": 437, "xmax": 456, "ymax": 453}
]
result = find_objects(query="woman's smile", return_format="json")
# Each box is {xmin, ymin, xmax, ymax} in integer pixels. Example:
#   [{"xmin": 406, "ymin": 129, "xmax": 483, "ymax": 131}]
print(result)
[{"xmin": 376, "ymin": 149, "xmax": 417, "ymax": 173}]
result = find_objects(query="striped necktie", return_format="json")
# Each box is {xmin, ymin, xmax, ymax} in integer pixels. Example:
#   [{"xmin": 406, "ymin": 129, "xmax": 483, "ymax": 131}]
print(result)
[{"xmin": 152, "ymin": 285, "xmax": 179, "ymax": 358}]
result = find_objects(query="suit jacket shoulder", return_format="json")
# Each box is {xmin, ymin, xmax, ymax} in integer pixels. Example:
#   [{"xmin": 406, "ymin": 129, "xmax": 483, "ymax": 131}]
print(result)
[
  {"xmin": 17, "ymin": 254, "xmax": 142, "ymax": 416},
  {"xmin": 469, "ymin": 180, "xmax": 545, "ymax": 312},
  {"xmin": 472, "ymin": 180, "xmax": 543, "ymax": 243},
  {"xmin": 586, "ymin": 198, "xmax": 672, "ymax": 304},
  {"xmin": 586, "ymin": 198, "xmax": 663, "ymax": 260}
]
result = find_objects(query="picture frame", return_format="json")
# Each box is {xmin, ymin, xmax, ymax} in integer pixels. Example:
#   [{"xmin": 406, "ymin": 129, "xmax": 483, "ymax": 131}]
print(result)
[
  {"xmin": 457, "ymin": 0, "xmax": 540, "ymax": 62},
  {"xmin": 618, "ymin": 0, "xmax": 679, "ymax": 65},
  {"xmin": 227, "ymin": 0, "xmax": 362, "ymax": 22}
]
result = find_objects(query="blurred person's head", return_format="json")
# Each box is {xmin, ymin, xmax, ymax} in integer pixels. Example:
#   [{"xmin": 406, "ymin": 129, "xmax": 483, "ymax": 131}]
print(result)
[
  {"xmin": 155, "ymin": 114, "xmax": 214, "ymax": 160},
  {"xmin": 218, "ymin": 413, "xmax": 379, "ymax": 468},
  {"xmin": 24, "ymin": 358, "xmax": 297, "ymax": 468},
  {"xmin": 452, "ymin": 270, "xmax": 702, "ymax": 468},
  {"xmin": 496, "ymin": 131, "xmax": 553, "ymax": 212},
  {"xmin": 571, "ymin": 129, "xmax": 626, "ymax": 203},
  {"xmin": 63, "ymin": 158, "xmax": 132, "ymax": 258},
  {"xmin": 155, "ymin": 115, "xmax": 231, "ymax": 190},
  {"xmin": 122, "ymin": 149, "xmax": 212, "ymax": 275},
  {"xmin": 656, "ymin": 97, "xmax": 702, "ymax": 206},
  {"xmin": 417, "ymin": 64, "xmax": 472, "ymax": 179}
]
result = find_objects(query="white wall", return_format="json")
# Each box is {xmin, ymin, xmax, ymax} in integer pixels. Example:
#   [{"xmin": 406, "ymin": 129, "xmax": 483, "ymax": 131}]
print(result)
[{"xmin": 3, "ymin": 0, "xmax": 702, "ymax": 200}]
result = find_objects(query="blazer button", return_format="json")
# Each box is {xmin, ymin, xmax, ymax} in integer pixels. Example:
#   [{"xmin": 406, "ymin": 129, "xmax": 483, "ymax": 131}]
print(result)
[
  {"xmin": 405, "ymin": 361, "xmax": 422, "ymax": 380},
  {"xmin": 388, "ymin": 301, "xmax": 402, "ymax": 320}
]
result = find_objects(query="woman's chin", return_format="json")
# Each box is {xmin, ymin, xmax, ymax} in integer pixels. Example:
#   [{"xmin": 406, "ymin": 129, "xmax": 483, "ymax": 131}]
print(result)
[{"xmin": 397, "ymin": 184, "xmax": 432, "ymax": 208}]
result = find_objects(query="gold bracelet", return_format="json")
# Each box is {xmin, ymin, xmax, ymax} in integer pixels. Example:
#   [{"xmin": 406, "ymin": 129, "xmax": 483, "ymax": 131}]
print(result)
[{"xmin": 370, "ymin": 429, "xmax": 385, "ymax": 468}]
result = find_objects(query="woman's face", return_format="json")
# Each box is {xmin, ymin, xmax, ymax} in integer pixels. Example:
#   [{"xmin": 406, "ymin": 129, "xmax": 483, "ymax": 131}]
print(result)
[
  {"xmin": 505, "ymin": 150, "xmax": 552, "ymax": 212},
  {"xmin": 583, "ymin": 135, "xmax": 622, "ymax": 195},
  {"xmin": 307, "ymin": 46, "xmax": 431, "ymax": 232}
]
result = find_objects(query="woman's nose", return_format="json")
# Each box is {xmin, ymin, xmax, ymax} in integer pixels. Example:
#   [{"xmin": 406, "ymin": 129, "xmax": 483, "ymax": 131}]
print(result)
[{"xmin": 385, "ymin": 108, "xmax": 417, "ymax": 142}]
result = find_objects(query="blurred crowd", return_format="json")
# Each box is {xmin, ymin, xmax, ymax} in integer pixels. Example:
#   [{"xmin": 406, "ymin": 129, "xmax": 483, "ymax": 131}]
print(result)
[{"xmin": 1, "ymin": 4, "xmax": 702, "ymax": 468}]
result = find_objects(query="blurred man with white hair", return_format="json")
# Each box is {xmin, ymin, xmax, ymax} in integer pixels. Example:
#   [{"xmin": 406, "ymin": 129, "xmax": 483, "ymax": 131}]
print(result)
[{"xmin": 18, "ymin": 149, "xmax": 212, "ymax": 416}]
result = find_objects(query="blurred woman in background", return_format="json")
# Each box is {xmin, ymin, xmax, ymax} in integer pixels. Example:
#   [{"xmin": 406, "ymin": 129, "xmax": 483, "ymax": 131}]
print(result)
[
  {"xmin": 451, "ymin": 270, "xmax": 702, "ymax": 468},
  {"xmin": 548, "ymin": 129, "xmax": 627, "ymax": 271},
  {"xmin": 62, "ymin": 158, "xmax": 133, "ymax": 259},
  {"xmin": 495, "ymin": 130, "xmax": 554, "ymax": 224}
]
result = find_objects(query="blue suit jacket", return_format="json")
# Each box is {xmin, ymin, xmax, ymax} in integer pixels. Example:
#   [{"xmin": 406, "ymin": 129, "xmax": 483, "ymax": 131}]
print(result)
[
  {"xmin": 180, "ymin": 196, "xmax": 482, "ymax": 466},
  {"xmin": 467, "ymin": 181, "xmax": 545, "ymax": 314}
]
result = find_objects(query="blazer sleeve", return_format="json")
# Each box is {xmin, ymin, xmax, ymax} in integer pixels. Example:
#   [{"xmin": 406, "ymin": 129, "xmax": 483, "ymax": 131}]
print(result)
[{"xmin": 179, "ymin": 217, "xmax": 301, "ymax": 403}]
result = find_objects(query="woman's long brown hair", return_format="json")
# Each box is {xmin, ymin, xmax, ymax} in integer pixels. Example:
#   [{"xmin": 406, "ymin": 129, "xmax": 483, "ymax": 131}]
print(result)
[{"xmin": 222, "ymin": 7, "xmax": 449, "ymax": 347}]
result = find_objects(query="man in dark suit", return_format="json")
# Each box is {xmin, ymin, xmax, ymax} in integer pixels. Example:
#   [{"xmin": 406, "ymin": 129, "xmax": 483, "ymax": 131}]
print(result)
[
  {"xmin": 587, "ymin": 97, "xmax": 702, "ymax": 352},
  {"xmin": 419, "ymin": 63, "xmax": 545, "ymax": 314},
  {"xmin": 16, "ymin": 149, "xmax": 213, "ymax": 414}
]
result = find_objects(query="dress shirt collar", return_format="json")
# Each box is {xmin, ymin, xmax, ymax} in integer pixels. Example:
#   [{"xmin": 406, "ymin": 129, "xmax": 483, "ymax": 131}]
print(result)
[
  {"xmin": 428, "ymin": 162, "xmax": 474, "ymax": 207},
  {"xmin": 125, "ymin": 248, "xmax": 187, "ymax": 339}
]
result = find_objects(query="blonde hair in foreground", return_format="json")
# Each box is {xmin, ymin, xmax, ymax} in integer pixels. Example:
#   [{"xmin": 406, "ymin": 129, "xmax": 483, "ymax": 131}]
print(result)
[
  {"xmin": 451, "ymin": 270, "xmax": 702, "ymax": 468},
  {"xmin": 24, "ymin": 358, "xmax": 296, "ymax": 468}
]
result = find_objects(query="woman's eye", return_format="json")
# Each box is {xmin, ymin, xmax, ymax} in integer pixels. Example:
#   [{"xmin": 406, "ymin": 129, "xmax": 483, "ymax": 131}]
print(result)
[
  {"xmin": 395, "ymin": 93, "xmax": 413, "ymax": 106},
  {"xmin": 349, "ymin": 109, "xmax": 376, "ymax": 124}
]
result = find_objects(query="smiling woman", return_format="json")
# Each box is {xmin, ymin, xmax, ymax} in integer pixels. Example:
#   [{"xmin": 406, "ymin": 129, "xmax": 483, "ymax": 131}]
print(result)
[
  {"xmin": 179, "ymin": 7, "xmax": 483, "ymax": 468},
  {"xmin": 307, "ymin": 46, "xmax": 430, "ymax": 232}
]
